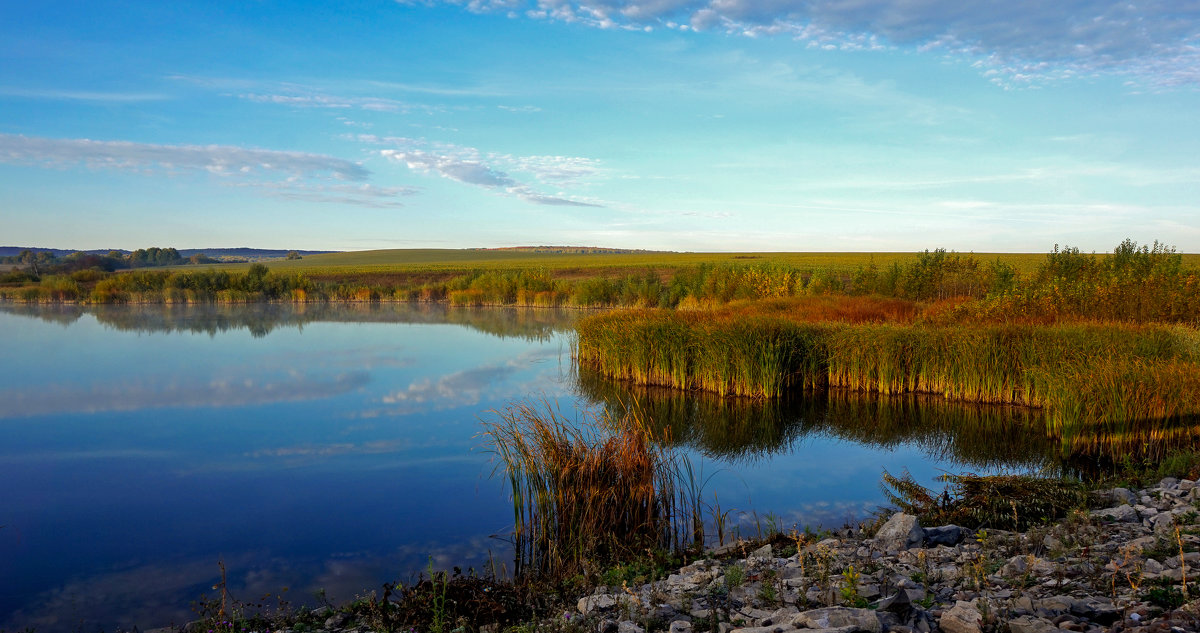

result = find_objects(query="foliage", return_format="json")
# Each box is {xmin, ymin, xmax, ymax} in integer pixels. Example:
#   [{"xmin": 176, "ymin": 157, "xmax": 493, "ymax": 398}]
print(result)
[{"xmin": 880, "ymin": 470, "xmax": 1088, "ymax": 531}]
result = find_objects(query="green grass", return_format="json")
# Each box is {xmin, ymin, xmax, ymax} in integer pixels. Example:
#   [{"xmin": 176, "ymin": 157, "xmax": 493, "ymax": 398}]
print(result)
[
  {"xmin": 574, "ymin": 305, "xmax": 1200, "ymax": 441},
  {"xmin": 173, "ymin": 248, "xmax": 1052, "ymax": 275}
]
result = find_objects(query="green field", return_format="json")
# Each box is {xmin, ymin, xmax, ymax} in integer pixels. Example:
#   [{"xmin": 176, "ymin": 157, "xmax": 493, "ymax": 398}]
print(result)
[{"xmin": 183, "ymin": 248, "xmax": 1073, "ymax": 275}]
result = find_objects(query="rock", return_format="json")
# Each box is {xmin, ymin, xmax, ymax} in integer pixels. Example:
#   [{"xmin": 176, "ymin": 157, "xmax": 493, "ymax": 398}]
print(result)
[
  {"xmin": 597, "ymin": 619, "xmax": 619, "ymax": 633},
  {"xmin": 1006, "ymin": 616, "xmax": 1056, "ymax": 633},
  {"xmin": 579, "ymin": 594, "xmax": 622, "ymax": 614},
  {"xmin": 325, "ymin": 612, "xmax": 351, "ymax": 629},
  {"xmin": 939, "ymin": 601, "xmax": 982, "ymax": 633},
  {"xmin": 670, "ymin": 621, "xmax": 694, "ymax": 633},
  {"xmin": 710, "ymin": 540, "xmax": 750, "ymax": 557},
  {"xmin": 751, "ymin": 544, "xmax": 773, "ymax": 558},
  {"xmin": 1037, "ymin": 595, "xmax": 1076, "ymax": 615},
  {"xmin": 1069, "ymin": 596, "xmax": 1120, "ymax": 625},
  {"xmin": 1001, "ymin": 554, "xmax": 1055, "ymax": 577},
  {"xmin": 618, "ymin": 621, "xmax": 645, "ymax": 633},
  {"xmin": 876, "ymin": 590, "xmax": 913, "ymax": 618},
  {"xmin": 791, "ymin": 607, "xmax": 881, "ymax": 632},
  {"xmin": 922, "ymin": 525, "xmax": 967, "ymax": 547},
  {"xmin": 1092, "ymin": 505, "xmax": 1139, "ymax": 523},
  {"xmin": 875, "ymin": 513, "xmax": 923, "ymax": 551},
  {"xmin": 761, "ymin": 607, "xmax": 800, "ymax": 626}
]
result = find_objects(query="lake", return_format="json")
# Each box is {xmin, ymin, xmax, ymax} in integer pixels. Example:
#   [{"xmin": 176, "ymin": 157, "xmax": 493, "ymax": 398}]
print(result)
[{"xmin": 0, "ymin": 303, "xmax": 1057, "ymax": 631}]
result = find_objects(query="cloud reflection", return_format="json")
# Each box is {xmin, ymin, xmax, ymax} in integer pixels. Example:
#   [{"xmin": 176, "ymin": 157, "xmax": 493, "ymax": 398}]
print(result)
[
  {"xmin": 362, "ymin": 348, "xmax": 567, "ymax": 418},
  {"xmin": 0, "ymin": 371, "xmax": 369, "ymax": 419}
]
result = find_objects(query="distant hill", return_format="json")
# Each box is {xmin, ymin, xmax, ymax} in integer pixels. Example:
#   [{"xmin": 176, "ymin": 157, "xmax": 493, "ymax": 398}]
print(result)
[
  {"xmin": 0, "ymin": 246, "xmax": 338, "ymax": 261},
  {"xmin": 176, "ymin": 248, "xmax": 338, "ymax": 260}
]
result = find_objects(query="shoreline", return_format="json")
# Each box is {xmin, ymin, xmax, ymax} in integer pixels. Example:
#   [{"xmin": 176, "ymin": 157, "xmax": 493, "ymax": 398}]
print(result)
[{"xmin": 162, "ymin": 476, "xmax": 1200, "ymax": 633}]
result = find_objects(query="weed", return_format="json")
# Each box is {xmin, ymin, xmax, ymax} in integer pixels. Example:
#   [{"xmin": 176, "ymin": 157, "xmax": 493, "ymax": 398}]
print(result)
[{"xmin": 724, "ymin": 563, "xmax": 745, "ymax": 590}]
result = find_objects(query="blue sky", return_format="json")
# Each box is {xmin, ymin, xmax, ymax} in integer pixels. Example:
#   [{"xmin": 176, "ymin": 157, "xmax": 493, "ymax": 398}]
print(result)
[{"xmin": 2, "ymin": 1, "xmax": 1198, "ymax": 252}]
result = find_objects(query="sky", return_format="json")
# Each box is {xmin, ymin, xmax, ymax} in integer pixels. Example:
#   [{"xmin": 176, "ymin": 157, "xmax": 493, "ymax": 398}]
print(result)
[{"xmin": 1, "ymin": 1, "xmax": 1198, "ymax": 253}]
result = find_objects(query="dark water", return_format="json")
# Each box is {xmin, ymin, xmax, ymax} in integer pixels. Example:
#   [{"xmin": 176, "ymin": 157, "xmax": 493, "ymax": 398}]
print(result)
[{"xmin": 0, "ymin": 303, "xmax": 1089, "ymax": 631}]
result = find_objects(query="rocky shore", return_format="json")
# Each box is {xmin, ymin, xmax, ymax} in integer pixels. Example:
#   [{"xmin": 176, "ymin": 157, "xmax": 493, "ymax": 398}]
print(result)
[{"xmin": 174, "ymin": 477, "xmax": 1200, "ymax": 633}]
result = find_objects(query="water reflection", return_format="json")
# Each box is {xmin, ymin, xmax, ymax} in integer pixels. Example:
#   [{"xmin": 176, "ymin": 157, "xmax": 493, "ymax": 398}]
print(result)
[
  {"xmin": 0, "ymin": 302, "xmax": 580, "ymax": 341},
  {"xmin": 577, "ymin": 368, "xmax": 1059, "ymax": 470},
  {"xmin": 577, "ymin": 368, "xmax": 1200, "ymax": 479}
]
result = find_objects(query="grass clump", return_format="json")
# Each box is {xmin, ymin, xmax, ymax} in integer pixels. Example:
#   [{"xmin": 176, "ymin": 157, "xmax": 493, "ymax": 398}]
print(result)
[
  {"xmin": 482, "ymin": 401, "xmax": 701, "ymax": 581},
  {"xmin": 881, "ymin": 469, "xmax": 1089, "ymax": 531}
]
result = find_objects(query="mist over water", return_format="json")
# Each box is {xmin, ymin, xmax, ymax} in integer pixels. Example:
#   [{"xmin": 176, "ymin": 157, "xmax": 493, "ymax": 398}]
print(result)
[{"xmin": 0, "ymin": 303, "xmax": 1143, "ymax": 631}]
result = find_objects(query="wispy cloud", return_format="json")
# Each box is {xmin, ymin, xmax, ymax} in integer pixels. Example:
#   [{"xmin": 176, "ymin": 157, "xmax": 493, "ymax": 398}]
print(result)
[
  {"xmin": 0, "ymin": 133, "xmax": 423, "ymax": 208},
  {"xmin": 230, "ymin": 181, "xmax": 419, "ymax": 208},
  {"xmin": 0, "ymin": 86, "xmax": 170, "ymax": 102},
  {"xmin": 0, "ymin": 133, "xmax": 370, "ymax": 180},
  {"xmin": 397, "ymin": 1, "xmax": 1200, "ymax": 88},
  {"xmin": 240, "ymin": 92, "xmax": 413, "ymax": 113},
  {"xmin": 362, "ymin": 134, "xmax": 606, "ymax": 207}
]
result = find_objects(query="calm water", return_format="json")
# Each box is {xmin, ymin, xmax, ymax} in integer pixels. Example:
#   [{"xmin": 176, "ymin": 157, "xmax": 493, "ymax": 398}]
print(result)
[{"xmin": 1, "ymin": 304, "xmax": 1053, "ymax": 631}]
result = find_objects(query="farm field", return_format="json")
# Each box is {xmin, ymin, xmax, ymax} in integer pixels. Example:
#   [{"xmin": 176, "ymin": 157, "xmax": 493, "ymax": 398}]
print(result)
[{"xmin": 176, "ymin": 247, "xmax": 1062, "ymax": 276}]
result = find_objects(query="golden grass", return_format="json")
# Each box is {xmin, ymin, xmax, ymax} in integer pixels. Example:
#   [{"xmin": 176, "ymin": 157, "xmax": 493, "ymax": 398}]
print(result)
[
  {"xmin": 574, "ymin": 301, "xmax": 1200, "ymax": 435},
  {"xmin": 481, "ymin": 401, "xmax": 700, "ymax": 579}
]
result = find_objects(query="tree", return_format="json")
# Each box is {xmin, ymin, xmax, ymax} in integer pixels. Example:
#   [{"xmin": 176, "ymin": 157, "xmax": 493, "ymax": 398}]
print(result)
[{"xmin": 285, "ymin": 251, "xmax": 302, "ymax": 260}]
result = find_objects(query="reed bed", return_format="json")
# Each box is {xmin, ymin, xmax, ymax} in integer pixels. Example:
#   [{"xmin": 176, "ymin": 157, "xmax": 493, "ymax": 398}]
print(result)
[
  {"xmin": 481, "ymin": 401, "xmax": 702, "ymax": 580},
  {"xmin": 575, "ymin": 307, "xmax": 1200, "ymax": 434}
]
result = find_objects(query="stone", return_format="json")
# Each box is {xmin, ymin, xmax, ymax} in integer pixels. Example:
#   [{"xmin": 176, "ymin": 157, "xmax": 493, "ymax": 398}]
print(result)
[
  {"xmin": 1037, "ymin": 595, "xmax": 1076, "ymax": 614},
  {"xmin": 761, "ymin": 607, "xmax": 800, "ymax": 626},
  {"xmin": 791, "ymin": 607, "xmax": 881, "ymax": 633},
  {"xmin": 751, "ymin": 544, "xmax": 773, "ymax": 558},
  {"xmin": 1001, "ymin": 554, "xmax": 1055, "ymax": 577},
  {"xmin": 325, "ymin": 612, "xmax": 351, "ymax": 629},
  {"xmin": 597, "ymin": 619, "xmax": 619, "ymax": 633},
  {"xmin": 1005, "ymin": 616, "xmax": 1056, "ymax": 633},
  {"xmin": 876, "ymin": 590, "xmax": 913, "ymax": 618},
  {"xmin": 938, "ymin": 601, "xmax": 982, "ymax": 633},
  {"xmin": 669, "ymin": 621, "xmax": 694, "ymax": 633},
  {"xmin": 579, "ymin": 594, "xmax": 622, "ymax": 614},
  {"xmin": 1069, "ymin": 596, "xmax": 1121, "ymax": 625},
  {"xmin": 875, "ymin": 513, "xmax": 923, "ymax": 551},
  {"xmin": 1092, "ymin": 505, "xmax": 1139, "ymax": 523},
  {"xmin": 618, "ymin": 621, "xmax": 645, "ymax": 633},
  {"xmin": 1111, "ymin": 487, "xmax": 1138, "ymax": 505},
  {"xmin": 923, "ymin": 525, "xmax": 967, "ymax": 547}
]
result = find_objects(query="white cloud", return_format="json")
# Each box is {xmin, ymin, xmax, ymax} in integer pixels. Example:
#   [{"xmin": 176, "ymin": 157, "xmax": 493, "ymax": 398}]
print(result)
[
  {"xmin": 0, "ymin": 87, "xmax": 170, "ymax": 102},
  {"xmin": 0, "ymin": 133, "xmax": 370, "ymax": 181},
  {"xmin": 241, "ymin": 92, "xmax": 411, "ymax": 112},
  {"xmin": 396, "ymin": 1, "xmax": 1200, "ymax": 88},
  {"xmin": 370, "ymin": 135, "xmax": 606, "ymax": 207},
  {"xmin": 230, "ymin": 181, "xmax": 419, "ymax": 208},
  {"xmin": 0, "ymin": 134, "xmax": 426, "ymax": 209}
]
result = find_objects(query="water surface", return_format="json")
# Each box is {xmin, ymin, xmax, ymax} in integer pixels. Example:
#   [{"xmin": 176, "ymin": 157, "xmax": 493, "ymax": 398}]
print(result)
[{"xmin": 1, "ymin": 304, "xmax": 1057, "ymax": 631}]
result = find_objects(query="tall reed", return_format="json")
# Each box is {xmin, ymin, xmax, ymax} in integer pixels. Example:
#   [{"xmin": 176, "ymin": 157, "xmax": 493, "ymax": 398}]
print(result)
[
  {"xmin": 575, "ymin": 307, "xmax": 1200, "ymax": 434},
  {"xmin": 481, "ymin": 401, "xmax": 701, "ymax": 579}
]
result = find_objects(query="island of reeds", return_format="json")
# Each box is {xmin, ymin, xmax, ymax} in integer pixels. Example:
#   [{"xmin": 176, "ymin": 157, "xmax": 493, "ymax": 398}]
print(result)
[{"xmin": 568, "ymin": 240, "xmax": 1200, "ymax": 459}]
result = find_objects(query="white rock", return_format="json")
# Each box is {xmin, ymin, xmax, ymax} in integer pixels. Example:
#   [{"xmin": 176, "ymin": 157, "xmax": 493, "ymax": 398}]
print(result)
[
  {"xmin": 874, "ymin": 513, "xmax": 923, "ymax": 551},
  {"xmin": 939, "ymin": 600, "xmax": 982, "ymax": 633}
]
